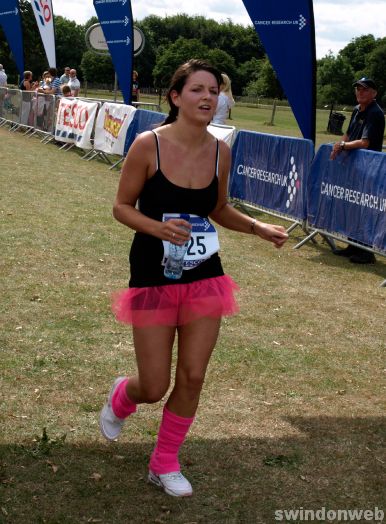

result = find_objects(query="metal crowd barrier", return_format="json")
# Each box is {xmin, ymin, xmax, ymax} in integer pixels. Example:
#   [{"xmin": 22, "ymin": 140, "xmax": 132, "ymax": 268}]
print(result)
[{"xmin": 0, "ymin": 88, "xmax": 21, "ymax": 129}]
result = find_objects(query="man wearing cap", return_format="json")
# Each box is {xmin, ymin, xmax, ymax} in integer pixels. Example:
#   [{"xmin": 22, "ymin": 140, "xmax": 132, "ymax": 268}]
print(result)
[
  {"xmin": 330, "ymin": 77, "xmax": 385, "ymax": 264},
  {"xmin": 0, "ymin": 64, "xmax": 7, "ymax": 86}
]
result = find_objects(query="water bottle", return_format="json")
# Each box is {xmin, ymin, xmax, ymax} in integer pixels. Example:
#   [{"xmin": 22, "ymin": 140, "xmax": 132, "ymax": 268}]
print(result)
[{"xmin": 164, "ymin": 215, "xmax": 190, "ymax": 280}]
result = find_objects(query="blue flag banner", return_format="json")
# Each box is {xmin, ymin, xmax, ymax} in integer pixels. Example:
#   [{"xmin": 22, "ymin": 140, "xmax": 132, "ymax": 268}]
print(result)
[
  {"xmin": 93, "ymin": 0, "xmax": 134, "ymax": 104},
  {"xmin": 241, "ymin": 0, "xmax": 316, "ymax": 142},
  {"xmin": 124, "ymin": 109, "xmax": 166, "ymax": 154},
  {"xmin": 0, "ymin": 0, "xmax": 24, "ymax": 75},
  {"xmin": 308, "ymin": 145, "xmax": 386, "ymax": 252},
  {"xmin": 229, "ymin": 131, "xmax": 314, "ymax": 221}
]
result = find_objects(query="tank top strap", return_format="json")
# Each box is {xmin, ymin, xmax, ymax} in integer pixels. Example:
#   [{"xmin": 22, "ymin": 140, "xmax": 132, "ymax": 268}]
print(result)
[
  {"xmin": 215, "ymin": 138, "xmax": 220, "ymax": 177},
  {"xmin": 151, "ymin": 130, "xmax": 161, "ymax": 171}
]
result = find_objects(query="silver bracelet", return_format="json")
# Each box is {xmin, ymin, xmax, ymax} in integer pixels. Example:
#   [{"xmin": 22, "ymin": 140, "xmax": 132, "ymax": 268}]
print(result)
[{"xmin": 250, "ymin": 219, "xmax": 257, "ymax": 235}]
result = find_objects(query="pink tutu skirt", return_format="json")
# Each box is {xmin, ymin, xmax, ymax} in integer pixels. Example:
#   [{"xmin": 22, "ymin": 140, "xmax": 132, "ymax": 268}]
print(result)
[{"xmin": 112, "ymin": 275, "xmax": 239, "ymax": 327}]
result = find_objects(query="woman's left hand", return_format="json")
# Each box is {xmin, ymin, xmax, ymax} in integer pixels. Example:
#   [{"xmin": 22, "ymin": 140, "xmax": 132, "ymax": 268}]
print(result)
[{"xmin": 255, "ymin": 223, "xmax": 288, "ymax": 248}]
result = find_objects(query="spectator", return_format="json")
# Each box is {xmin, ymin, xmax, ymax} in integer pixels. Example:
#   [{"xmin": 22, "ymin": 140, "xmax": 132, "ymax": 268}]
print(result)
[
  {"xmin": 61, "ymin": 84, "xmax": 72, "ymax": 97},
  {"xmin": 68, "ymin": 69, "xmax": 80, "ymax": 97},
  {"xmin": 0, "ymin": 64, "xmax": 7, "ymax": 86},
  {"xmin": 330, "ymin": 77, "xmax": 385, "ymax": 264},
  {"xmin": 60, "ymin": 67, "xmax": 70, "ymax": 85},
  {"xmin": 19, "ymin": 71, "xmax": 39, "ymax": 91},
  {"xmin": 132, "ymin": 70, "xmax": 139, "ymax": 102},
  {"xmin": 37, "ymin": 67, "xmax": 61, "ymax": 96},
  {"xmin": 212, "ymin": 73, "xmax": 235, "ymax": 125}
]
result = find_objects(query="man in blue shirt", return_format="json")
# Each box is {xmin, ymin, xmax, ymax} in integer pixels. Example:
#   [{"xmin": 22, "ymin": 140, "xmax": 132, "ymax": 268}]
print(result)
[
  {"xmin": 330, "ymin": 77, "xmax": 385, "ymax": 264},
  {"xmin": 37, "ymin": 67, "xmax": 61, "ymax": 96}
]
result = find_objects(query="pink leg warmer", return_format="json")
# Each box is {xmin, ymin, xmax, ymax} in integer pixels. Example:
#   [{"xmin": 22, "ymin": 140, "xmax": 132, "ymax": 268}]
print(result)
[
  {"xmin": 149, "ymin": 406, "xmax": 195, "ymax": 475},
  {"xmin": 111, "ymin": 378, "xmax": 137, "ymax": 419}
]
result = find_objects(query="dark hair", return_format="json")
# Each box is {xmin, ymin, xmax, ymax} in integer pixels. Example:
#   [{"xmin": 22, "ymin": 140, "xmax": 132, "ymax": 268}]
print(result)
[
  {"xmin": 161, "ymin": 59, "xmax": 222, "ymax": 126},
  {"xmin": 48, "ymin": 67, "xmax": 57, "ymax": 77}
]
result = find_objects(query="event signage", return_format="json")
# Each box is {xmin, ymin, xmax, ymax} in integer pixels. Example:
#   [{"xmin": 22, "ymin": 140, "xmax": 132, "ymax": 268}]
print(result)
[
  {"xmin": 30, "ymin": 0, "xmax": 56, "ymax": 67},
  {"xmin": 229, "ymin": 130, "xmax": 314, "ymax": 221},
  {"xmin": 307, "ymin": 145, "xmax": 386, "ymax": 251},
  {"xmin": 93, "ymin": 0, "xmax": 134, "ymax": 104},
  {"xmin": 94, "ymin": 102, "xmax": 136, "ymax": 155},
  {"xmin": 0, "ymin": 0, "xmax": 24, "ymax": 75},
  {"xmin": 123, "ymin": 108, "xmax": 166, "ymax": 154},
  {"xmin": 241, "ymin": 0, "xmax": 316, "ymax": 143},
  {"xmin": 55, "ymin": 98, "xmax": 99, "ymax": 149},
  {"xmin": 86, "ymin": 23, "xmax": 145, "ymax": 56}
]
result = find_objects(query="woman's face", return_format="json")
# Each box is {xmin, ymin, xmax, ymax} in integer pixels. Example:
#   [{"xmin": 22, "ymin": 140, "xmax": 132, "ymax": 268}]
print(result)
[{"xmin": 171, "ymin": 70, "xmax": 219, "ymax": 123}]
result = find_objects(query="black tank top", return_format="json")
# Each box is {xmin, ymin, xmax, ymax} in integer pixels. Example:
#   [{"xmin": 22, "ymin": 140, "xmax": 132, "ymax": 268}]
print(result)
[{"xmin": 128, "ymin": 131, "xmax": 224, "ymax": 287}]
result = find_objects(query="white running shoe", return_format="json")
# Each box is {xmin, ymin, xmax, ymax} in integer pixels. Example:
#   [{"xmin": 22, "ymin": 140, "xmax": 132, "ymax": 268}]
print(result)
[
  {"xmin": 148, "ymin": 470, "xmax": 193, "ymax": 497},
  {"xmin": 99, "ymin": 376, "xmax": 127, "ymax": 441}
]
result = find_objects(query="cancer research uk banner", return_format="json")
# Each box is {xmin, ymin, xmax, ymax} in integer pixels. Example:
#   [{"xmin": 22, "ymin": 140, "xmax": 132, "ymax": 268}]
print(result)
[
  {"xmin": 55, "ymin": 99, "xmax": 98, "ymax": 149},
  {"xmin": 93, "ymin": 0, "xmax": 134, "ymax": 105},
  {"xmin": 241, "ymin": 0, "xmax": 316, "ymax": 143},
  {"xmin": 0, "ymin": 0, "xmax": 24, "ymax": 75},
  {"xmin": 30, "ymin": 0, "xmax": 56, "ymax": 68},
  {"xmin": 94, "ymin": 102, "xmax": 136, "ymax": 155},
  {"xmin": 308, "ymin": 145, "xmax": 386, "ymax": 252},
  {"xmin": 229, "ymin": 131, "xmax": 314, "ymax": 221}
]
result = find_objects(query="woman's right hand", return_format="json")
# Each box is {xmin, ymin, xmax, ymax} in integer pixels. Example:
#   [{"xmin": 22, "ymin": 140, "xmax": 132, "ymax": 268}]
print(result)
[{"xmin": 159, "ymin": 218, "xmax": 191, "ymax": 245}]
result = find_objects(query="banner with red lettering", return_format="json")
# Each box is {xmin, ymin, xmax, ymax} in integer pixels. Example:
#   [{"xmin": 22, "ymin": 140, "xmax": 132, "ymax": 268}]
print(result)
[
  {"xmin": 94, "ymin": 102, "xmax": 136, "ymax": 155},
  {"xmin": 55, "ymin": 98, "xmax": 99, "ymax": 149}
]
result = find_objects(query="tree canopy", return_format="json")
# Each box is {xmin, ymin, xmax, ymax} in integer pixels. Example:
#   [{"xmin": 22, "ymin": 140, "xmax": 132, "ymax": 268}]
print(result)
[{"xmin": 1, "ymin": 6, "xmax": 385, "ymax": 106}]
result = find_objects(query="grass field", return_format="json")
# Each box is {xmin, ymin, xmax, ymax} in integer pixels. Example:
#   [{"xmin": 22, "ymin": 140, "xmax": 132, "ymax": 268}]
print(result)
[{"xmin": 0, "ymin": 115, "xmax": 385, "ymax": 523}]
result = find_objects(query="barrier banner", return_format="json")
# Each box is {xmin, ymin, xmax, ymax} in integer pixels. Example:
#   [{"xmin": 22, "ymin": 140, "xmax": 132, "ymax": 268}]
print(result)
[
  {"xmin": 241, "ymin": 0, "xmax": 316, "ymax": 143},
  {"xmin": 94, "ymin": 102, "xmax": 136, "ymax": 155},
  {"xmin": 1, "ymin": 88, "xmax": 21, "ymax": 124},
  {"xmin": 30, "ymin": 0, "xmax": 56, "ymax": 67},
  {"xmin": 55, "ymin": 98, "xmax": 98, "ymax": 149},
  {"xmin": 208, "ymin": 124, "xmax": 237, "ymax": 146},
  {"xmin": 0, "ymin": 0, "xmax": 24, "ymax": 75},
  {"xmin": 229, "ymin": 130, "xmax": 314, "ymax": 221},
  {"xmin": 20, "ymin": 90, "xmax": 35, "ymax": 126},
  {"xmin": 0, "ymin": 87, "xmax": 7, "ymax": 119},
  {"xmin": 308, "ymin": 145, "xmax": 386, "ymax": 251},
  {"xmin": 34, "ymin": 93, "xmax": 56, "ymax": 134},
  {"xmin": 123, "ymin": 108, "xmax": 166, "ymax": 154},
  {"xmin": 93, "ymin": 0, "xmax": 134, "ymax": 104}
]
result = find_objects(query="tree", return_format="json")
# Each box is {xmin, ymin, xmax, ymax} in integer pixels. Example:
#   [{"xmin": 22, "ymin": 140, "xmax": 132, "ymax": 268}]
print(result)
[
  {"xmin": 153, "ymin": 37, "xmax": 210, "ymax": 87},
  {"xmin": 238, "ymin": 58, "xmax": 263, "ymax": 93},
  {"xmin": 55, "ymin": 16, "xmax": 86, "ymax": 78},
  {"xmin": 207, "ymin": 49, "xmax": 237, "ymax": 81},
  {"xmin": 339, "ymin": 34, "xmax": 377, "ymax": 75},
  {"xmin": 245, "ymin": 58, "xmax": 284, "ymax": 99},
  {"xmin": 80, "ymin": 50, "xmax": 115, "ymax": 85},
  {"xmin": 317, "ymin": 53, "xmax": 355, "ymax": 105},
  {"xmin": 365, "ymin": 38, "xmax": 386, "ymax": 105}
]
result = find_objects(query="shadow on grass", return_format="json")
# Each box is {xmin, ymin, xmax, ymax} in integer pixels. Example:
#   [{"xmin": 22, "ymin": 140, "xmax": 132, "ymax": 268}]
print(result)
[
  {"xmin": 298, "ymin": 240, "xmax": 386, "ymax": 278},
  {"xmin": 1, "ymin": 417, "xmax": 384, "ymax": 523}
]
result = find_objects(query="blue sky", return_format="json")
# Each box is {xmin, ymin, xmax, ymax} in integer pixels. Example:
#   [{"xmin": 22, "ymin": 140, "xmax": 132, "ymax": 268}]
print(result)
[{"xmin": 52, "ymin": 0, "xmax": 386, "ymax": 59}]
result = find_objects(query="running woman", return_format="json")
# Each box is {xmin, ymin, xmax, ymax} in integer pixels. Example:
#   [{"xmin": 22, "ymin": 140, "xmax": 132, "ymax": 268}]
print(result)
[{"xmin": 100, "ymin": 59, "xmax": 288, "ymax": 497}]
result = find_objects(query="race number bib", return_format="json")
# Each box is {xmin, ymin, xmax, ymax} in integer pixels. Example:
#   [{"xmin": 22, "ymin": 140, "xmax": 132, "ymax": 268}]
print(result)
[{"xmin": 162, "ymin": 213, "xmax": 220, "ymax": 271}]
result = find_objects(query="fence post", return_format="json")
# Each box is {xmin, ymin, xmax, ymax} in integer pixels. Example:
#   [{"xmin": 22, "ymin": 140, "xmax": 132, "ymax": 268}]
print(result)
[{"xmin": 270, "ymin": 99, "xmax": 277, "ymax": 126}]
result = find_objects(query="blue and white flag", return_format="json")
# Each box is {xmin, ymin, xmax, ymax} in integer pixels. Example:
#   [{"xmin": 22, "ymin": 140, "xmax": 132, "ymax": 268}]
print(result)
[
  {"xmin": 241, "ymin": 0, "xmax": 316, "ymax": 142},
  {"xmin": 93, "ymin": 0, "xmax": 134, "ymax": 104},
  {"xmin": 0, "ymin": 0, "xmax": 24, "ymax": 75},
  {"xmin": 30, "ymin": 0, "xmax": 56, "ymax": 67}
]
